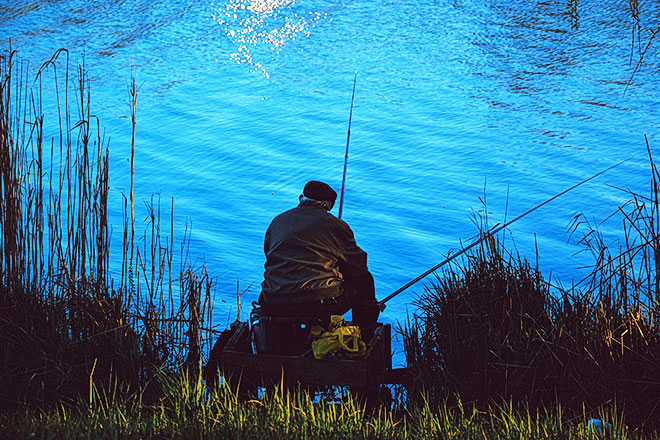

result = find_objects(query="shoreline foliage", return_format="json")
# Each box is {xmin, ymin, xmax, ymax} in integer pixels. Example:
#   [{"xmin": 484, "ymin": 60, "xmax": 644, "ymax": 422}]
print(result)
[
  {"xmin": 0, "ymin": 48, "xmax": 215, "ymax": 411},
  {"xmin": 401, "ymin": 143, "xmax": 660, "ymax": 429},
  {"xmin": 2, "ymin": 47, "xmax": 660, "ymax": 438}
]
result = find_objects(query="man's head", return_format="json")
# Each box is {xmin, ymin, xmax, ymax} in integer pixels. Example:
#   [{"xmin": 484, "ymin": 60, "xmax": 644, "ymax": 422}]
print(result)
[{"xmin": 300, "ymin": 180, "xmax": 337, "ymax": 211}]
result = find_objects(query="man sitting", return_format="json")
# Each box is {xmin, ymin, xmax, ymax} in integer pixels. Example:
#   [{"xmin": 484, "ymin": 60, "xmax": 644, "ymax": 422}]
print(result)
[{"xmin": 254, "ymin": 180, "xmax": 380, "ymax": 354}]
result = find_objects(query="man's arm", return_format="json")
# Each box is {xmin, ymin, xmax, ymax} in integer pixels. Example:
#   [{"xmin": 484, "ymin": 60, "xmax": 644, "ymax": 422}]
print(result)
[{"xmin": 334, "ymin": 221, "xmax": 369, "ymax": 277}]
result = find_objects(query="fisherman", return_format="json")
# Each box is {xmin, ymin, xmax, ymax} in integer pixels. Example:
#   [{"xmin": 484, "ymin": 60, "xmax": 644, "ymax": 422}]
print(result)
[{"xmin": 255, "ymin": 180, "xmax": 380, "ymax": 352}]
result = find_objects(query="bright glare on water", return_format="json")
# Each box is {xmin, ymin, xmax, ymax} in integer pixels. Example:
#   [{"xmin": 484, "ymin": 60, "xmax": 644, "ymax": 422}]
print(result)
[
  {"xmin": 3, "ymin": 0, "xmax": 660, "ymax": 363},
  {"xmin": 210, "ymin": 0, "xmax": 331, "ymax": 77}
]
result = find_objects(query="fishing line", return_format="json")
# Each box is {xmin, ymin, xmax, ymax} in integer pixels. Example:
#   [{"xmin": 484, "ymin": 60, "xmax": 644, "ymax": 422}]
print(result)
[{"xmin": 378, "ymin": 156, "xmax": 633, "ymax": 310}]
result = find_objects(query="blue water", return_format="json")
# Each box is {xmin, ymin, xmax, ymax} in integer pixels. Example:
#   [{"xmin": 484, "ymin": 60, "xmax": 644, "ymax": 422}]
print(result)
[{"xmin": 4, "ymin": 0, "xmax": 660, "ymax": 364}]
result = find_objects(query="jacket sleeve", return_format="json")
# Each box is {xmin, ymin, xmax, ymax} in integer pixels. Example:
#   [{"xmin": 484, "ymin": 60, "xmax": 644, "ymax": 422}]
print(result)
[{"xmin": 334, "ymin": 220, "xmax": 369, "ymax": 277}]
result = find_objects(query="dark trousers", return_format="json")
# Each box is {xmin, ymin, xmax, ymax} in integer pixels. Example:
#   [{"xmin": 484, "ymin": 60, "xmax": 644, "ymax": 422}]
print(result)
[
  {"xmin": 338, "ymin": 271, "xmax": 380, "ymax": 333},
  {"xmin": 259, "ymin": 272, "xmax": 380, "ymax": 333}
]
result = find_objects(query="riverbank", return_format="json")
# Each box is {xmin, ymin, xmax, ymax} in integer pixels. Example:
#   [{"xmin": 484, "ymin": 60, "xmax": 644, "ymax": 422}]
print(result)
[{"xmin": 2, "ymin": 49, "xmax": 660, "ymax": 438}]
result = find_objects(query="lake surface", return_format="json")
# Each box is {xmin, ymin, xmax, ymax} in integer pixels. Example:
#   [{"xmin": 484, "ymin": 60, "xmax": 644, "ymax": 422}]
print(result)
[{"xmin": 3, "ymin": 0, "xmax": 660, "ymax": 363}]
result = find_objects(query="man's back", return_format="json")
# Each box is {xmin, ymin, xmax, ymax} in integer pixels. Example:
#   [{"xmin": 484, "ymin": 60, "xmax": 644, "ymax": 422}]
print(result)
[{"xmin": 261, "ymin": 203, "xmax": 367, "ymax": 304}]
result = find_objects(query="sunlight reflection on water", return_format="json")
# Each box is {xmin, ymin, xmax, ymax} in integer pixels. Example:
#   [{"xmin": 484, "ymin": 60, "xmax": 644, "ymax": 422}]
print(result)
[{"xmin": 210, "ymin": 0, "xmax": 330, "ymax": 77}]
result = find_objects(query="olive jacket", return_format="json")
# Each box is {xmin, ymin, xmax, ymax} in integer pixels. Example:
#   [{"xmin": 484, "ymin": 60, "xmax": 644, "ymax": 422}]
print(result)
[{"xmin": 261, "ymin": 202, "xmax": 369, "ymax": 304}]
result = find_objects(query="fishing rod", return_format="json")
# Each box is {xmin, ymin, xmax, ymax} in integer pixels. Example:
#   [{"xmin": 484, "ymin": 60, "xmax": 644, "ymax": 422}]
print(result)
[
  {"xmin": 378, "ymin": 156, "xmax": 632, "ymax": 310},
  {"xmin": 338, "ymin": 72, "xmax": 357, "ymax": 219}
]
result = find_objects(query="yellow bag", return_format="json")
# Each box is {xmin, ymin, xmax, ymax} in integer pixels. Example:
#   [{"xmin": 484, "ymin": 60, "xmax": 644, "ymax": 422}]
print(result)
[{"xmin": 309, "ymin": 315, "xmax": 367, "ymax": 359}]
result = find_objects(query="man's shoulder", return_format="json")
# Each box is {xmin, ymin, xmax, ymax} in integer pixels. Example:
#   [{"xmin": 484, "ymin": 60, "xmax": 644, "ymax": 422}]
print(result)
[{"xmin": 273, "ymin": 206, "xmax": 299, "ymax": 219}]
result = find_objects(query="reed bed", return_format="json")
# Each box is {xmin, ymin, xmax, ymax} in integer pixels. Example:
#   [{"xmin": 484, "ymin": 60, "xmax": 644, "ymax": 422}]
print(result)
[
  {"xmin": 401, "ymin": 144, "xmax": 660, "ymax": 430},
  {"xmin": 0, "ymin": 48, "xmax": 215, "ymax": 410}
]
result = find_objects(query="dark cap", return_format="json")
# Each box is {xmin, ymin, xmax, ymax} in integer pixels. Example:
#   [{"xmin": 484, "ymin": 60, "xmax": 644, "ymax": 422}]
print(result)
[{"xmin": 303, "ymin": 180, "xmax": 337, "ymax": 202}]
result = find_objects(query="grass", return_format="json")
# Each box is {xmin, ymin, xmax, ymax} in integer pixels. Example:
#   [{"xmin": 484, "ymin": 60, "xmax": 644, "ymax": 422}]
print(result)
[
  {"xmin": 1, "ymin": 371, "xmax": 653, "ymax": 439},
  {"xmin": 3, "ymin": 47, "xmax": 660, "ymax": 438}
]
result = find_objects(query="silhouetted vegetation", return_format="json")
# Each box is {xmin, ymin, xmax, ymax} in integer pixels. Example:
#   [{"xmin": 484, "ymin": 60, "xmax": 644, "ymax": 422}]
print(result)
[
  {"xmin": 0, "ymin": 48, "xmax": 215, "ymax": 411},
  {"xmin": 401, "ymin": 142, "xmax": 660, "ymax": 429},
  {"xmin": 3, "ymin": 46, "xmax": 660, "ymax": 438}
]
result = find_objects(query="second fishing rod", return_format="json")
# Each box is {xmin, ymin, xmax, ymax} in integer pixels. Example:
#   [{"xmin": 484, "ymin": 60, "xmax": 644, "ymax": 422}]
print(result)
[{"xmin": 338, "ymin": 72, "xmax": 357, "ymax": 220}]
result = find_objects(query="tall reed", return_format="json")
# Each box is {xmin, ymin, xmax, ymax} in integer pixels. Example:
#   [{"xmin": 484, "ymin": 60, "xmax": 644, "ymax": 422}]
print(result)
[{"xmin": 0, "ymin": 48, "xmax": 214, "ymax": 409}]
